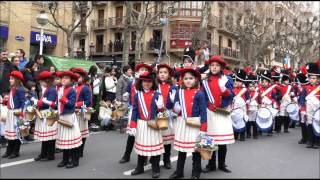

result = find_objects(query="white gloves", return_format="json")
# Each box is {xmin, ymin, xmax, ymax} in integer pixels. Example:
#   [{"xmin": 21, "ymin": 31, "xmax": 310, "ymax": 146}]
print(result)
[
  {"xmin": 273, "ymin": 102, "xmax": 278, "ymax": 109},
  {"xmin": 42, "ymin": 98, "xmax": 53, "ymax": 106},
  {"xmin": 169, "ymin": 89, "xmax": 176, "ymax": 103},
  {"xmin": 155, "ymin": 95, "xmax": 164, "ymax": 109},
  {"xmin": 173, "ymin": 102, "xmax": 181, "ymax": 114},
  {"xmin": 218, "ymin": 75, "xmax": 228, "ymax": 92},
  {"xmin": 127, "ymin": 128, "xmax": 136, "ymax": 136},
  {"xmin": 31, "ymin": 97, "xmax": 38, "ymax": 105},
  {"xmin": 290, "ymin": 92, "xmax": 295, "ymax": 97}
]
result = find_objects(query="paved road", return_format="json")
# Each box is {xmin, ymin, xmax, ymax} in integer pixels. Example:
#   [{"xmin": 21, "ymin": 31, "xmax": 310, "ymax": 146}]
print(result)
[{"xmin": 1, "ymin": 128, "xmax": 319, "ymax": 179}]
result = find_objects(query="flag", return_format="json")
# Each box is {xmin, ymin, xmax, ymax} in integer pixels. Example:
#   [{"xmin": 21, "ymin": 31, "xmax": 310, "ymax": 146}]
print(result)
[{"xmin": 284, "ymin": 54, "xmax": 291, "ymax": 69}]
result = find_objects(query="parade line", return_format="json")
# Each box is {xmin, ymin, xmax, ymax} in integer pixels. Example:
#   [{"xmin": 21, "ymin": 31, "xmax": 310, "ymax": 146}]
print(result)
[{"xmin": 123, "ymin": 153, "xmax": 192, "ymax": 176}]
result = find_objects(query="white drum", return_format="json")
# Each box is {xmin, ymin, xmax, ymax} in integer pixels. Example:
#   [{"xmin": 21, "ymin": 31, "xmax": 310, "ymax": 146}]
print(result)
[
  {"xmin": 256, "ymin": 107, "xmax": 273, "ymax": 132},
  {"xmin": 231, "ymin": 108, "xmax": 246, "ymax": 132},
  {"xmin": 286, "ymin": 103, "xmax": 299, "ymax": 121},
  {"xmin": 312, "ymin": 108, "xmax": 320, "ymax": 137}
]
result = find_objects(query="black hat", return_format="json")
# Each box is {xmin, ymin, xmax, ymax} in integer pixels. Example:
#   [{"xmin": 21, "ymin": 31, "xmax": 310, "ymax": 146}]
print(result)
[
  {"xmin": 234, "ymin": 69, "xmax": 247, "ymax": 83},
  {"xmin": 247, "ymin": 73, "xmax": 258, "ymax": 83},
  {"xmin": 183, "ymin": 46, "xmax": 195, "ymax": 63},
  {"xmin": 306, "ymin": 63, "xmax": 320, "ymax": 77},
  {"xmin": 260, "ymin": 70, "xmax": 272, "ymax": 82},
  {"xmin": 281, "ymin": 69, "xmax": 291, "ymax": 82},
  {"xmin": 296, "ymin": 73, "xmax": 308, "ymax": 85}
]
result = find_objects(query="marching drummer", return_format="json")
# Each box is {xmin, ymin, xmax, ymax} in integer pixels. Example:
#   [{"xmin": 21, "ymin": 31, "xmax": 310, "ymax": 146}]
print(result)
[
  {"xmin": 257, "ymin": 69, "xmax": 280, "ymax": 136},
  {"xmin": 278, "ymin": 69, "xmax": 295, "ymax": 133},
  {"xmin": 298, "ymin": 62, "xmax": 320, "ymax": 149},
  {"xmin": 128, "ymin": 71, "xmax": 165, "ymax": 178},
  {"xmin": 232, "ymin": 68, "xmax": 250, "ymax": 141},
  {"xmin": 270, "ymin": 66, "xmax": 283, "ymax": 134},
  {"xmin": 1, "ymin": 71, "xmax": 26, "ymax": 159},
  {"xmin": 169, "ymin": 68, "xmax": 207, "ymax": 179},
  {"xmin": 31, "ymin": 71, "xmax": 58, "ymax": 161},
  {"xmin": 56, "ymin": 70, "xmax": 82, "ymax": 168},
  {"xmin": 70, "ymin": 67, "xmax": 92, "ymax": 158},
  {"xmin": 202, "ymin": 56, "xmax": 234, "ymax": 174},
  {"xmin": 119, "ymin": 63, "xmax": 153, "ymax": 164},
  {"xmin": 156, "ymin": 64, "xmax": 178, "ymax": 169},
  {"xmin": 245, "ymin": 73, "xmax": 261, "ymax": 139}
]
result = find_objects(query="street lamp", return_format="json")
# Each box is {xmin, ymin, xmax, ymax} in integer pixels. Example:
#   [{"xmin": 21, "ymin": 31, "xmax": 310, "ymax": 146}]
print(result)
[{"xmin": 36, "ymin": 10, "xmax": 49, "ymax": 55}]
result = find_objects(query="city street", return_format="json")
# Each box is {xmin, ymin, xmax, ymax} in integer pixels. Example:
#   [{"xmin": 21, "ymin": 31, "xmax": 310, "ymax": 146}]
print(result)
[{"xmin": 1, "ymin": 127, "xmax": 319, "ymax": 179}]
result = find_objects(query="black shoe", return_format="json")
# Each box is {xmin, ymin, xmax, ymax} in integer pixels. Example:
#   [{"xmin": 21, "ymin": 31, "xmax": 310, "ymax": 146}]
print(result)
[
  {"xmin": 34, "ymin": 155, "xmax": 45, "ymax": 161},
  {"xmin": 57, "ymin": 161, "xmax": 68, "ymax": 168},
  {"xmin": 66, "ymin": 163, "xmax": 78, "ymax": 169},
  {"xmin": 40, "ymin": 157, "xmax": 55, "ymax": 161},
  {"xmin": 240, "ymin": 137, "xmax": 245, "ymax": 141},
  {"xmin": 169, "ymin": 171, "xmax": 184, "ymax": 179},
  {"xmin": 246, "ymin": 135, "xmax": 251, "ymax": 138},
  {"xmin": 119, "ymin": 157, "xmax": 130, "ymax": 164},
  {"xmin": 55, "ymin": 149, "xmax": 62, "ymax": 153},
  {"xmin": 2, "ymin": 153, "xmax": 11, "ymax": 158},
  {"xmin": 306, "ymin": 144, "xmax": 318, "ymax": 149},
  {"xmin": 190, "ymin": 175, "xmax": 200, "ymax": 179},
  {"xmin": 152, "ymin": 172, "xmax": 160, "ymax": 178},
  {"xmin": 202, "ymin": 166, "xmax": 216, "ymax": 173},
  {"xmin": 8, "ymin": 154, "xmax": 19, "ymax": 159},
  {"xmin": 218, "ymin": 165, "xmax": 231, "ymax": 173},
  {"xmin": 298, "ymin": 139, "xmax": 307, "ymax": 144},
  {"xmin": 163, "ymin": 161, "xmax": 172, "ymax": 169},
  {"xmin": 253, "ymin": 136, "xmax": 258, "ymax": 139},
  {"xmin": 276, "ymin": 130, "xmax": 281, "ymax": 133},
  {"xmin": 131, "ymin": 169, "xmax": 144, "ymax": 176},
  {"xmin": 284, "ymin": 130, "xmax": 289, "ymax": 133}
]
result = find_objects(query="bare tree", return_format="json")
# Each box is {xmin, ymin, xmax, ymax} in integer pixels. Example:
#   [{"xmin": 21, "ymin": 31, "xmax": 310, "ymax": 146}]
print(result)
[
  {"xmin": 47, "ymin": 1, "xmax": 93, "ymax": 57},
  {"xmin": 122, "ymin": 1, "xmax": 133, "ymax": 68},
  {"xmin": 129, "ymin": 1, "xmax": 175, "ymax": 62}
]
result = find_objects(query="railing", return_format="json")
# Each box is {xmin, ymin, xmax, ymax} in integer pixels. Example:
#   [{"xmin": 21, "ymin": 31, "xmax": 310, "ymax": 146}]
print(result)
[
  {"xmin": 74, "ymin": 25, "xmax": 87, "ymax": 34},
  {"xmin": 108, "ymin": 16, "xmax": 125, "ymax": 28},
  {"xmin": 147, "ymin": 39, "xmax": 166, "ymax": 51},
  {"xmin": 90, "ymin": 46, "xmax": 107, "ymax": 56},
  {"xmin": 223, "ymin": 47, "xmax": 240, "ymax": 59},
  {"xmin": 91, "ymin": 19, "xmax": 108, "ymax": 30}
]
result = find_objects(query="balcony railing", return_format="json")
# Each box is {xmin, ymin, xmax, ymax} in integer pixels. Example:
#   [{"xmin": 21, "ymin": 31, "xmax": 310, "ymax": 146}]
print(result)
[
  {"xmin": 74, "ymin": 25, "xmax": 87, "ymax": 35},
  {"xmin": 108, "ymin": 16, "xmax": 125, "ymax": 28},
  {"xmin": 147, "ymin": 39, "xmax": 166, "ymax": 51},
  {"xmin": 223, "ymin": 47, "xmax": 240, "ymax": 59},
  {"xmin": 91, "ymin": 19, "xmax": 108, "ymax": 30}
]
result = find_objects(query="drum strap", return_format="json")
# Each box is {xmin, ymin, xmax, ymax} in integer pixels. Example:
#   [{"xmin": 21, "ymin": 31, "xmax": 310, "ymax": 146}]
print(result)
[
  {"xmin": 261, "ymin": 84, "xmax": 277, "ymax": 97},
  {"xmin": 252, "ymin": 88, "xmax": 259, "ymax": 101},
  {"xmin": 306, "ymin": 85, "xmax": 320, "ymax": 100},
  {"xmin": 235, "ymin": 88, "xmax": 247, "ymax": 99},
  {"xmin": 283, "ymin": 85, "xmax": 292, "ymax": 99}
]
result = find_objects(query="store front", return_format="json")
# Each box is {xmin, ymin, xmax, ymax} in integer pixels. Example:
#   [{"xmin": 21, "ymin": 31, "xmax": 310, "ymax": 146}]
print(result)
[
  {"xmin": 29, "ymin": 31, "xmax": 57, "ymax": 61},
  {"xmin": 0, "ymin": 25, "xmax": 8, "ymax": 51}
]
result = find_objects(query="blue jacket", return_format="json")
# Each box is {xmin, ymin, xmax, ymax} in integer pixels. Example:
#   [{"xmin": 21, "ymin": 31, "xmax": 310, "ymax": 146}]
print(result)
[
  {"xmin": 38, "ymin": 87, "xmax": 57, "ymax": 110},
  {"xmin": 173, "ymin": 89, "xmax": 207, "ymax": 125},
  {"xmin": 7, "ymin": 87, "xmax": 25, "ymax": 110},
  {"xmin": 59, "ymin": 87, "xmax": 76, "ymax": 115},
  {"xmin": 76, "ymin": 84, "xmax": 92, "ymax": 108},
  {"xmin": 18, "ymin": 58, "xmax": 28, "ymax": 71}
]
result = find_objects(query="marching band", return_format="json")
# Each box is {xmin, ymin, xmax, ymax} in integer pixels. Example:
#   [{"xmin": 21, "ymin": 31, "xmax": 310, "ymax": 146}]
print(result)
[{"xmin": 0, "ymin": 48, "xmax": 319, "ymax": 178}]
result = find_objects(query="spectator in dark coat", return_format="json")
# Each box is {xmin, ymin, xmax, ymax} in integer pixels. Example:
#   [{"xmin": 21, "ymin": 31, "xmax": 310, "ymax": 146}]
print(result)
[{"xmin": 0, "ymin": 50, "xmax": 14, "ymax": 96}]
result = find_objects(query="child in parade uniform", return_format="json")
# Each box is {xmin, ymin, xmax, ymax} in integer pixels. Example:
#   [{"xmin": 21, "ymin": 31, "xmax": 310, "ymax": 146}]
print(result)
[
  {"xmin": 1, "ymin": 71, "xmax": 26, "ymax": 159},
  {"xmin": 232, "ymin": 69, "xmax": 250, "ymax": 141},
  {"xmin": 53, "ymin": 71, "xmax": 63, "ymax": 153},
  {"xmin": 70, "ymin": 67, "xmax": 92, "ymax": 158},
  {"xmin": 31, "ymin": 71, "xmax": 58, "ymax": 161},
  {"xmin": 201, "ymin": 56, "xmax": 234, "ymax": 173},
  {"xmin": 119, "ymin": 63, "xmax": 153, "ymax": 164},
  {"xmin": 169, "ymin": 68, "xmax": 207, "ymax": 179},
  {"xmin": 156, "ymin": 64, "xmax": 178, "ymax": 169},
  {"xmin": 298, "ymin": 62, "xmax": 320, "ymax": 149},
  {"xmin": 128, "ymin": 71, "xmax": 165, "ymax": 178},
  {"xmin": 56, "ymin": 70, "xmax": 83, "ymax": 168},
  {"xmin": 245, "ymin": 73, "xmax": 261, "ymax": 139},
  {"xmin": 271, "ymin": 66, "xmax": 283, "ymax": 133}
]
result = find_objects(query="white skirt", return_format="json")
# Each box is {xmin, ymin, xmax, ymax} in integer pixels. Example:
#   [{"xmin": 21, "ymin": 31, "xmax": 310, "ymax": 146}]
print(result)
[
  {"xmin": 34, "ymin": 110, "xmax": 58, "ymax": 141},
  {"xmin": 173, "ymin": 116, "xmax": 199, "ymax": 153},
  {"xmin": 134, "ymin": 119, "xmax": 164, "ymax": 156},
  {"xmin": 207, "ymin": 109, "xmax": 235, "ymax": 145},
  {"xmin": 76, "ymin": 113, "xmax": 89, "ymax": 138},
  {"xmin": 4, "ymin": 109, "xmax": 20, "ymax": 140},
  {"xmin": 56, "ymin": 113, "xmax": 82, "ymax": 149}
]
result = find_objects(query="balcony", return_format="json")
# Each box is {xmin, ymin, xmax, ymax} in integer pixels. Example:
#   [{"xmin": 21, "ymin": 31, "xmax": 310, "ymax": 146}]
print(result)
[
  {"xmin": 146, "ymin": 39, "xmax": 166, "ymax": 53},
  {"xmin": 91, "ymin": 19, "xmax": 108, "ymax": 30},
  {"xmin": 74, "ymin": 25, "xmax": 88, "ymax": 36},
  {"xmin": 90, "ymin": 45, "xmax": 107, "ymax": 56},
  {"xmin": 222, "ymin": 47, "xmax": 241, "ymax": 61},
  {"xmin": 92, "ymin": 1, "xmax": 107, "ymax": 6},
  {"xmin": 208, "ymin": 15, "xmax": 219, "ymax": 28},
  {"xmin": 108, "ymin": 16, "xmax": 125, "ymax": 29}
]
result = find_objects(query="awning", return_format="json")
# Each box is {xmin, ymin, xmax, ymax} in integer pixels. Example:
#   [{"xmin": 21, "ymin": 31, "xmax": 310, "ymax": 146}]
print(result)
[{"xmin": 43, "ymin": 55, "xmax": 103, "ymax": 74}]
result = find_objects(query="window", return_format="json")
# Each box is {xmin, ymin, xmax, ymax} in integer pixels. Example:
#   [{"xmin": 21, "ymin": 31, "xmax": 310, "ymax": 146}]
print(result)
[
  {"xmin": 174, "ymin": 1, "xmax": 203, "ymax": 17},
  {"xmin": 228, "ymin": 39, "xmax": 232, "ymax": 48},
  {"xmin": 170, "ymin": 23, "xmax": 200, "ymax": 40}
]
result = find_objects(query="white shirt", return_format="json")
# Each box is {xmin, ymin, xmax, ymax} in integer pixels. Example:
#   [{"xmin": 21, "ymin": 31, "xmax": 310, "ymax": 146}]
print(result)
[
  {"xmin": 104, "ymin": 76, "xmax": 117, "ymax": 93},
  {"xmin": 93, "ymin": 78, "xmax": 101, "ymax": 95}
]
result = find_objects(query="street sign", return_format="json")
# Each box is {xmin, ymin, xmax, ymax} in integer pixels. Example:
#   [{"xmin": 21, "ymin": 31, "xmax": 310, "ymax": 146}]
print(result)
[{"xmin": 15, "ymin": 35, "xmax": 24, "ymax": 41}]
